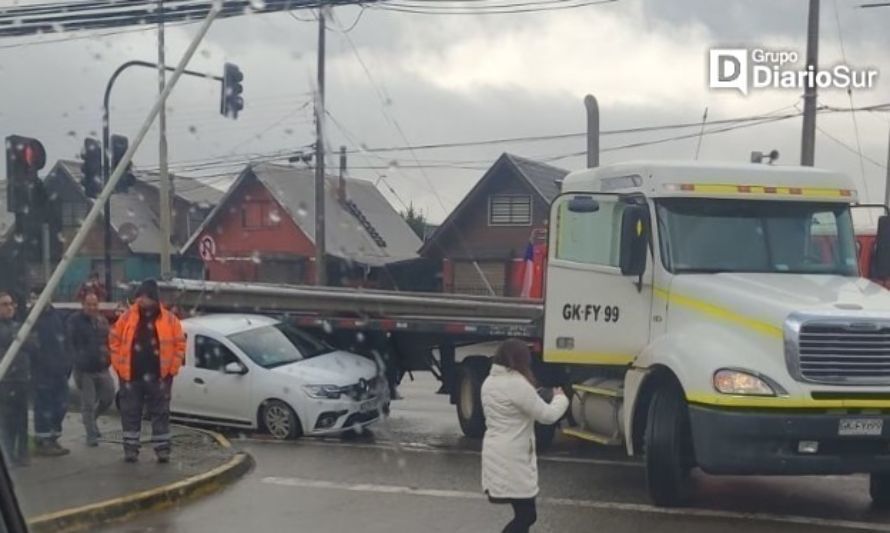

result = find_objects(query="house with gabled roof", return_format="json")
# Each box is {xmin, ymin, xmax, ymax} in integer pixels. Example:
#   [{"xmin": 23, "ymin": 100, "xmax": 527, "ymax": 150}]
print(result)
[
  {"xmin": 420, "ymin": 153, "xmax": 569, "ymax": 296},
  {"xmin": 182, "ymin": 162, "xmax": 423, "ymax": 288}
]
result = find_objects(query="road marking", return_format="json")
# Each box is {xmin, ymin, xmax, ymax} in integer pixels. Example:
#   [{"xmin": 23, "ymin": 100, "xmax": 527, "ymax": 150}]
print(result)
[
  {"xmin": 261, "ymin": 476, "xmax": 890, "ymax": 532},
  {"xmin": 241, "ymin": 437, "xmax": 641, "ymax": 467}
]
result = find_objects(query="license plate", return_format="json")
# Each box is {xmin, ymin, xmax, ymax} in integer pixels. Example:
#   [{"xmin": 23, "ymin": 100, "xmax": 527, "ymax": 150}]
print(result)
[
  {"xmin": 838, "ymin": 418, "xmax": 884, "ymax": 437},
  {"xmin": 359, "ymin": 400, "xmax": 377, "ymax": 413}
]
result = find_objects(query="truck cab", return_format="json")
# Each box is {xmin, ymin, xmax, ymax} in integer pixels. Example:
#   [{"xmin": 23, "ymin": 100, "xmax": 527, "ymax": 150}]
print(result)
[{"xmin": 545, "ymin": 161, "xmax": 890, "ymax": 507}]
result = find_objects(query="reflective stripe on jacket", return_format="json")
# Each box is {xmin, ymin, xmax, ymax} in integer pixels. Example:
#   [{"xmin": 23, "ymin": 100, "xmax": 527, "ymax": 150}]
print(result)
[{"xmin": 109, "ymin": 304, "xmax": 185, "ymax": 382}]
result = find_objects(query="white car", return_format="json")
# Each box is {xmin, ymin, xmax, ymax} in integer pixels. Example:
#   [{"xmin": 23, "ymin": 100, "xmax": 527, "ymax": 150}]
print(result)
[{"xmin": 171, "ymin": 314, "xmax": 384, "ymax": 439}]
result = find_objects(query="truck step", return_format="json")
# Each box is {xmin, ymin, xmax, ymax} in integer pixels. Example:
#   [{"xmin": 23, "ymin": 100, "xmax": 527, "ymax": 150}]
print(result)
[
  {"xmin": 562, "ymin": 427, "xmax": 622, "ymax": 446},
  {"xmin": 572, "ymin": 383, "xmax": 623, "ymax": 399}
]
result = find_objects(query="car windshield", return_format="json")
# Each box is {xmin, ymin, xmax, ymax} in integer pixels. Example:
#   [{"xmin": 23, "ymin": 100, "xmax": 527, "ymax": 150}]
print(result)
[
  {"xmin": 657, "ymin": 198, "xmax": 859, "ymax": 276},
  {"xmin": 228, "ymin": 323, "xmax": 330, "ymax": 368}
]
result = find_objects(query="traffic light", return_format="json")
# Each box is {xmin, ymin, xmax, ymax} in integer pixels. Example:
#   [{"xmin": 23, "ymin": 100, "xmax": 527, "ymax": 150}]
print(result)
[
  {"xmin": 81, "ymin": 137, "xmax": 102, "ymax": 199},
  {"xmin": 110, "ymin": 134, "xmax": 135, "ymax": 192},
  {"xmin": 220, "ymin": 63, "xmax": 244, "ymax": 119},
  {"xmin": 5, "ymin": 135, "xmax": 46, "ymax": 214}
]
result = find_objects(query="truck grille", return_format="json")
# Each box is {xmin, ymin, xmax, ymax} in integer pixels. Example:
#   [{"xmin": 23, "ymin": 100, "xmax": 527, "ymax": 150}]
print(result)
[{"xmin": 798, "ymin": 323, "xmax": 890, "ymax": 384}]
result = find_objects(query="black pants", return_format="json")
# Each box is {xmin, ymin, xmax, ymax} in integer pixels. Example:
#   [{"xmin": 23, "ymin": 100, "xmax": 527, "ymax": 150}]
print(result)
[
  {"xmin": 33, "ymin": 374, "xmax": 69, "ymax": 443},
  {"xmin": 489, "ymin": 495, "xmax": 537, "ymax": 533},
  {"xmin": 0, "ymin": 383, "xmax": 29, "ymax": 464}
]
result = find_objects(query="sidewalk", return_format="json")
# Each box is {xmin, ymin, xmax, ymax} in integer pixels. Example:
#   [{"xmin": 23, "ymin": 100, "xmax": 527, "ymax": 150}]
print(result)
[{"xmin": 8, "ymin": 412, "xmax": 250, "ymax": 532}]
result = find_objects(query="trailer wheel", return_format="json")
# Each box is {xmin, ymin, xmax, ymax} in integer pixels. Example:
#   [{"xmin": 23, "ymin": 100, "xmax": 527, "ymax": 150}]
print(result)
[
  {"xmin": 457, "ymin": 363, "xmax": 487, "ymax": 438},
  {"xmin": 871, "ymin": 473, "xmax": 890, "ymax": 508},
  {"xmin": 644, "ymin": 384, "xmax": 694, "ymax": 507}
]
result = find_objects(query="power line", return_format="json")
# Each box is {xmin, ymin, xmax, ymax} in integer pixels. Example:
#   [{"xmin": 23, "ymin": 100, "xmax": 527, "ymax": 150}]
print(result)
[{"xmin": 371, "ymin": 0, "xmax": 617, "ymax": 15}]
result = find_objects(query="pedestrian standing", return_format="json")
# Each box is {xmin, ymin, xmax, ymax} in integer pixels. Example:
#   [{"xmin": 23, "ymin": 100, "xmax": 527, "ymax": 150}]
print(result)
[
  {"xmin": 0, "ymin": 290, "xmax": 37, "ymax": 467},
  {"xmin": 29, "ymin": 287, "xmax": 73, "ymax": 457},
  {"xmin": 76, "ymin": 271, "xmax": 107, "ymax": 303},
  {"xmin": 67, "ymin": 291, "xmax": 115, "ymax": 447},
  {"xmin": 481, "ymin": 339, "xmax": 568, "ymax": 533},
  {"xmin": 109, "ymin": 279, "xmax": 185, "ymax": 463}
]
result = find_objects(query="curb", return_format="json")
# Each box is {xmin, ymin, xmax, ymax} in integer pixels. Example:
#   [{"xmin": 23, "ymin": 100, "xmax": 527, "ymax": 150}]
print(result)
[{"xmin": 26, "ymin": 428, "xmax": 253, "ymax": 533}]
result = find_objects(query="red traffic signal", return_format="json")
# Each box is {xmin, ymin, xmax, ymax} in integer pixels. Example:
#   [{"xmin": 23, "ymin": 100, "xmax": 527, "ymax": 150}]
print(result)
[{"xmin": 5, "ymin": 134, "xmax": 46, "ymax": 213}]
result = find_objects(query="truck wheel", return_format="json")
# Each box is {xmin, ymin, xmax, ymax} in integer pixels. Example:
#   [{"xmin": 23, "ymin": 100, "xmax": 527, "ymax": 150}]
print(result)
[
  {"xmin": 457, "ymin": 363, "xmax": 486, "ymax": 438},
  {"xmin": 644, "ymin": 384, "xmax": 694, "ymax": 507},
  {"xmin": 871, "ymin": 473, "xmax": 890, "ymax": 508}
]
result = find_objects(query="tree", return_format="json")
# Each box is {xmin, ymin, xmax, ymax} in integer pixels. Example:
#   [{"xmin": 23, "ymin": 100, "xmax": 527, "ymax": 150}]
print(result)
[{"xmin": 402, "ymin": 203, "xmax": 428, "ymax": 240}]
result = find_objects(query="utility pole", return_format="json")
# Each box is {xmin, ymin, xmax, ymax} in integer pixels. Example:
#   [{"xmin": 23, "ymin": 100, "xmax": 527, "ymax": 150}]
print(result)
[
  {"xmin": 314, "ymin": 7, "xmax": 327, "ymax": 286},
  {"xmin": 158, "ymin": 0, "xmax": 172, "ymax": 279},
  {"xmin": 800, "ymin": 0, "xmax": 820, "ymax": 166},
  {"xmin": 585, "ymin": 94, "xmax": 599, "ymax": 168},
  {"xmin": 885, "ymin": 128, "xmax": 890, "ymax": 207}
]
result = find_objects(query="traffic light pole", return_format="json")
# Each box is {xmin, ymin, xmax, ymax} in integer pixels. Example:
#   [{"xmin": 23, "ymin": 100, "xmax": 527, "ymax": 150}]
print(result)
[
  {"xmin": 1, "ymin": 4, "xmax": 223, "ymax": 382},
  {"xmin": 102, "ymin": 60, "xmax": 223, "ymax": 300}
]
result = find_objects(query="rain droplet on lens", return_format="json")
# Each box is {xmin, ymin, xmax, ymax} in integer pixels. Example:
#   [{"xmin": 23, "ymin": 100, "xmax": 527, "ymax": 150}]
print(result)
[{"xmin": 188, "ymin": 125, "xmax": 198, "ymax": 135}]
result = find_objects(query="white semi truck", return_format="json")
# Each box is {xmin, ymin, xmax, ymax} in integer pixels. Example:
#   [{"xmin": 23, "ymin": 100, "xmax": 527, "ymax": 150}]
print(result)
[{"xmin": 160, "ymin": 161, "xmax": 890, "ymax": 507}]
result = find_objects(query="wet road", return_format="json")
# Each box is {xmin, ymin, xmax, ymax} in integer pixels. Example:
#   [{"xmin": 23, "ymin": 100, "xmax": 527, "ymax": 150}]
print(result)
[{"xmin": 105, "ymin": 372, "xmax": 890, "ymax": 533}]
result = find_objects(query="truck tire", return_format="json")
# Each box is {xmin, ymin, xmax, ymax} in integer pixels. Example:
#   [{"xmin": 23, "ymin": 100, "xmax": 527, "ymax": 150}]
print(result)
[
  {"xmin": 644, "ymin": 384, "xmax": 694, "ymax": 507},
  {"xmin": 457, "ymin": 363, "xmax": 487, "ymax": 438},
  {"xmin": 871, "ymin": 473, "xmax": 890, "ymax": 508}
]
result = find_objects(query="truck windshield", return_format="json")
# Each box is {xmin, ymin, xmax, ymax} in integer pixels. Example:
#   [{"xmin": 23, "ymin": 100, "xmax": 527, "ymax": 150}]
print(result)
[
  {"xmin": 657, "ymin": 198, "xmax": 859, "ymax": 276},
  {"xmin": 228, "ymin": 323, "xmax": 331, "ymax": 368}
]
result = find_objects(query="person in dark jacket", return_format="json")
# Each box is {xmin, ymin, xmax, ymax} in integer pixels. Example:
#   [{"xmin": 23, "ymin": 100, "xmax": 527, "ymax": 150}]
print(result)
[
  {"xmin": 29, "ymin": 287, "xmax": 73, "ymax": 457},
  {"xmin": 67, "ymin": 291, "xmax": 115, "ymax": 447},
  {"xmin": 0, "ymin": 290, "xmax": 37, "ymax": 467}
]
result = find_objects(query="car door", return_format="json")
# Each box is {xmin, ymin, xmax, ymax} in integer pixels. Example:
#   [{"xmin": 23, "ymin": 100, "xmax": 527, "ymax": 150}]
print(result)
[{"xmin": 177, "ymin": 331, "xmax": 254, "ymax": 426}]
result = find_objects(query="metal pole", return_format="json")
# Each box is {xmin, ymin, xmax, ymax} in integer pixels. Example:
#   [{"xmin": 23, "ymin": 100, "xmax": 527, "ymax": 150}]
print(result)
[
  {"xmin": 584, "ymin": 94, "xmax": 599, "ymax": 168},
  {"xmin": 102, "ymin": 61, "xmax": 222, "ymax": 300},
  {"xmin": 41, "ymin": 223, "xmax": 50, "ymax": 282},
  {"xmin": 158, "ymin": 0, "xmax": 172, "ymax": 279},
  {"xmin": 801, "ymin": 0, "xmax": 820, "ymax": 166},
  {"xmin": 314, "ymin": 7, "xmax": 327, "ymax": 286},
  {"xmin": 885, "ymin": 128, "xmax": 890, "ymax": 207},
  {"xmin": 0, "ymin": 5, "xmax": 222, "ymax": 382}
]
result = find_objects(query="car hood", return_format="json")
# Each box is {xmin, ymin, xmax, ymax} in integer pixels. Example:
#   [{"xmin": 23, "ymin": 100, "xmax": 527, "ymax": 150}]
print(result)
[
  {"xmin": 269, "ymin": 350, "xmax": 378, "ymax": 386},
  {"xmin": 668, "ymin": 273, "xmax": 890, "ymax": 326}
]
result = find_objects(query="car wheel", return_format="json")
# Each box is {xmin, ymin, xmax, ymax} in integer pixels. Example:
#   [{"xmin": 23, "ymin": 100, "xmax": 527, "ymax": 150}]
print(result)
[
  {"xmin": 644, "ymin": 384, "xmax": 695, "ymax": 507},
  {"xmin": 456, "ymin": 362, "xmax": 487, "ymax": 439},
  {"xmin": 871, "ymin": 473, "xmax": 890, "ymax": 508},
  {"xmin": 262, "ymin": 400, "xmax": 302, "ymax": 440}
]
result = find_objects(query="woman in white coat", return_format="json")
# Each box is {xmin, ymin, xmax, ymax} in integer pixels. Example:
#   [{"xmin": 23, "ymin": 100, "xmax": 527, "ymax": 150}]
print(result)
[{"xmin": 481, "ymin": 339, "xmax": 569, "ymax": 533}]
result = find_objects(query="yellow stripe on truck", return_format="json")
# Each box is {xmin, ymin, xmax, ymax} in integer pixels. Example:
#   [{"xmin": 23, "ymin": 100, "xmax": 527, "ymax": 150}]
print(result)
[
  {"xmin": 671, "ymin": 183, "xmax": 853, "ymax": 199},
  {"xmin": 543, "ymin": 350, "xmax": 635, "ymax": 365},
  {"xmin": 654, "ymin": 287, "xmax": 783, "ymax": 339},
  {"xmin": 687, "ymin": 392, "xmax": 890, "ymax": 409}
]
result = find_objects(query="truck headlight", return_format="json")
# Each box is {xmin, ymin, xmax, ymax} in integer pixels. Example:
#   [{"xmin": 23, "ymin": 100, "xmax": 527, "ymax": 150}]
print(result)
[
  {"xmin": 304, "ymin": 385, "xmax": 343, "ymax": 400},
  {"xmin": 713, "ymin": 369, "xmax": 776, "ymax": 396}
]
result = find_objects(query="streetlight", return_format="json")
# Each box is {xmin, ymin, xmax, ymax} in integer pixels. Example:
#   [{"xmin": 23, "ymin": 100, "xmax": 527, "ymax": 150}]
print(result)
[{"xmin": 101, "ymin": 60, "xmax": 240, "ymax": 299}]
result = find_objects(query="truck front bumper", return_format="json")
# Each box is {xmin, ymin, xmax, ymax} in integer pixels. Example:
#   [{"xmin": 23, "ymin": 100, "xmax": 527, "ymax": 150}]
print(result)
[{"xmin": 689, "ymin": 404, "xmax": 890, "ymax": 476}]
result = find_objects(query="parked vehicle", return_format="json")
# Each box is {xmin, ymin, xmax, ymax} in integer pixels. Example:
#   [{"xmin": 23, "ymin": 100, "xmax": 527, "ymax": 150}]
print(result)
[
  {"xmin": 172, "ymin": 314, "xmax": 384, "ymax": 439},
  {"xmin": 160, "ymin": 161, "xmax": 890, "ymax": 508}
]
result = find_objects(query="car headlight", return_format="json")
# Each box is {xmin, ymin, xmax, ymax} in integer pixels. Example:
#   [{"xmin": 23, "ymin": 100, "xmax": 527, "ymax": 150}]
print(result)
[
  {"xmin": 304, "ymin": 385, "xmax": 343, "ymax": 399},
  {"xmin": 713, "ymin": 369, "xmax": 776, "ymax": 396}
]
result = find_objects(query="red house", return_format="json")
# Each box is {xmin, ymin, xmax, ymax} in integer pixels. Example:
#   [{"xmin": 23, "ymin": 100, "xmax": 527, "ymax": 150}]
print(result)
[
  {"xmin": 183, "ymin": 162, "xmax": 422, "ymax": 288},
  {"xmin": 420, "ymin": 153, "xmax": 568, "ymax": 296}
]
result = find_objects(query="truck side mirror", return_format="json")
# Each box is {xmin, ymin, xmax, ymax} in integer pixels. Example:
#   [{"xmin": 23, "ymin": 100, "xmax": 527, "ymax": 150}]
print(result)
[
  {"xmin": 620, "ymin": 205, "xmax": 649, "ymax": 277},
  {"xmin": 567, "ymin": 195, "xmax": 600, "ymax": 213},
  {"xmin": 872, "ymin": 215, "xmax": 890, "ymax": 279}
]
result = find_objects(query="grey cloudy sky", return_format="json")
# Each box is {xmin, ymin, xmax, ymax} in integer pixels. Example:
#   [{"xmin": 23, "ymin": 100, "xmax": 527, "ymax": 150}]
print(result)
[{"xmin": 2, "ymin": 0, "xmax": 889, "ymax": 223}]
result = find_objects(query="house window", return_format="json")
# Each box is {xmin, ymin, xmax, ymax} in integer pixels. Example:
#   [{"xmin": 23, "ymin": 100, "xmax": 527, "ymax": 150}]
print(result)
[
  {"xmin": 489, "ymin": 195, "xmax": 532, "ymax": 226},
  {"xmin": 241, "ymin": 202, "xmax": 280, "ymax": 229},
  {"xmin": 62, "ymin": 202, "xmax": 87, "ymax": 228}
]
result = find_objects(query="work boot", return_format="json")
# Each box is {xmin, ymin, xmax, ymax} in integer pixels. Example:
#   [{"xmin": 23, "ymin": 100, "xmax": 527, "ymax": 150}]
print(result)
[
  {"xmin": 85, "ymin": 437, "xmax": 99, "ymax": 448},
  {"xmin": 35, "ymin": 440, "xmax": 69, "ymax": 457},
  {"xmin": 156, "ymin": 450, "xmax": 171, "ymax": 464},
  {"xmin": 124, "ymin": 450, "xmax": 139, "ymax": 463}
]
